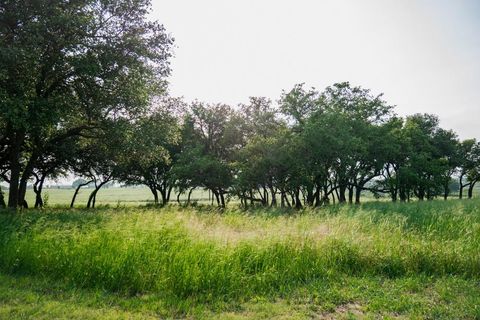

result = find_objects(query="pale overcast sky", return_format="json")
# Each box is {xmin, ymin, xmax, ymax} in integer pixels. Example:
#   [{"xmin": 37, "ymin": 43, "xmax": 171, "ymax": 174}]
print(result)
[{"xmin": 150, "ymin": 0, "xmax": 480, "ymax": 139}]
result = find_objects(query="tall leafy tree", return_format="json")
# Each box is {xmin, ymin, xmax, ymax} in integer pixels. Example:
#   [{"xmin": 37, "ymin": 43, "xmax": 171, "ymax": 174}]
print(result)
[
  {"xmin": 0, "ymin": 0, "xmax": 172, "ymax": 208},
  {"xmin": 119, "ymin": 97, "xmax": 182, "ymax": 205},
  {"xmin": 173, "ymin": 102, "xmax": 243, "ymax": 207}
]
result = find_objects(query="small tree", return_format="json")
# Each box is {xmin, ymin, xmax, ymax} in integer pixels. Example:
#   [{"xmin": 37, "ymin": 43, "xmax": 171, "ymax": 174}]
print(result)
[
  {"xmin": 69, "ymin": 121, "xmax": 128, "ymax": 208},
  {"xmin": 118, "ymin": 97, "xmax": 183, "ymax": 205}
]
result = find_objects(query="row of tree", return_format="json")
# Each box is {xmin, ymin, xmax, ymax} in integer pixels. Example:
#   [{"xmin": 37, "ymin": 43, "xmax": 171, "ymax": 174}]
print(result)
[
  {"xmin": 3, "ymin": 81, "xmax": 479, "ymax": 209},
  {"xmin": 1, "ymin": 0, "xmax": 479, "ymax": 209}
]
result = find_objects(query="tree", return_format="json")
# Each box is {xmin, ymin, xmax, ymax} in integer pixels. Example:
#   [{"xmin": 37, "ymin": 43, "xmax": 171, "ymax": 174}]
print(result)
[
  {"xmin": 0, "ymin": 185, "xmax": 5, "ymax": 208},
  {"xmin": 118, "ymin": 97, "xmax": 183, "ymax": 205},
  {"xmin": 173, "ymin": 102, "xmax": 243, "ymax": 207},
  {"xmin": 69, "ymin": 120, "xmax": 128, "ymax": 208},
  {"xmin": 458, "ymin": 139, "xmax": 480, "ymax": 199},
  {"xmin": 0, "ymin": 0, "xmax": 173, "ymax": 208},
  {"xmin": 431, "ymin": 129, "xmax": 460, "ymax": 200},
  {"xmin": 298, "ymin": 82, "xmax": 394, "ymax": 204},
  {"xmin": 279, "ymin": 83, "xmax": 320, "ymax": 128},
  {"xmin": 232, "ymin": 97, "xmax": 288, "ymax": 207}
]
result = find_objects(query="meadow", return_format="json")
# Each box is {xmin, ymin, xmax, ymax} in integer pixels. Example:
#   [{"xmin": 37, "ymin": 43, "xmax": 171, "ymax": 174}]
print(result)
[
  {"xmin": 1, "ymin": 199, "xmax": 480, "ymax": 319},
  {"xmin": 14, "ymin": 186, "xmax": 214, "ymax": 207}
]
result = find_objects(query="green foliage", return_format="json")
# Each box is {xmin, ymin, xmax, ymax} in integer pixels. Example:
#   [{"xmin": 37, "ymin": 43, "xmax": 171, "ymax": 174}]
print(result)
[{"xmin": 0, "ymin": 0, "xmax": 173, "ymax": 207}]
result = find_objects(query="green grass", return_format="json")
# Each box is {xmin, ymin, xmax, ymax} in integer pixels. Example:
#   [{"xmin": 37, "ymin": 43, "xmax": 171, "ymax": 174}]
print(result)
[
  {"xmin": 1, "ymin": 200, "xmax": 480, "ymax": 318},
  {"xmin": 3, "ymin": 185, "xmax": 478, "ymax": 208},
  {"xmin": 5, "ymin": 187, "xmax": 214, "ymax": 207}
]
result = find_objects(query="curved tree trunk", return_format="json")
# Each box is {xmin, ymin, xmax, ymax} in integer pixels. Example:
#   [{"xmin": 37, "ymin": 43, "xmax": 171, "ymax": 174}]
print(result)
[
  {"xmin": 148, "ymin": 185, "xmax": 159, "ymax": 204},
  {"xmin": 17, "ymin": 153, "xmax": 37, "ymax": 209},
  {"xmin": 219, "ymin": 192, "xmax": 225, "ymax": 208},
  {"xmin": 187, "ymin": 187, "xmax": 194, "ymax": 205},
  {"xmin": 34, "ymin": 177, "xmax": 46, "ymax": 208},
  {"xmin": 70, "ymin": 180, "xmax": 93, "ymax": 208},
  {"xmin": 87, "ymin": 180, "xmax": 110, "ymax": 208},
  {"xmin": 269, "ymin": 186, "xmax": 277, "ymax": 207},
  {"xmin": 167, "ymin": 185, "xmax": 173, "ymax": 202},
  {"xmin": 176, "ymin": 190, "xmax": 181, "ymax": 205}
]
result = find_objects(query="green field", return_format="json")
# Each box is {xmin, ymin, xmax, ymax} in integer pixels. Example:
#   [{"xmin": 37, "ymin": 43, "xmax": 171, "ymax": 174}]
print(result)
[
  {"xmin": 9, "ymin": 185, "xmax": 478, "ymax": 209},
  {"xmin": 1, "ymin": 200, "xmax": 480, "ymax": 319},
  {"xmin": 10, "ymin": 187, "xmax": 215, "ymax": 207}
]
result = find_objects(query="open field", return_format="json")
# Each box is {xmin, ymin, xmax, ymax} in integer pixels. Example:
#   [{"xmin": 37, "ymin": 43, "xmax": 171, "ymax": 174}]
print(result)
[
  {"xmin": 1, "ymin": 200, "xmax": 480, "ymax": 319},
  {"xmin": 4, "ymin": 185, "xmax": 479, "ymax": 208},
  {"xmin": 3, "ymin": 187, "xmax": 214, "ymax": 207}
]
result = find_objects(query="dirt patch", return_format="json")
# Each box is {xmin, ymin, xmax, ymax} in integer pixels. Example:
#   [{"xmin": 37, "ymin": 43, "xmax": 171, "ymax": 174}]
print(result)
[{"xmin": 320, "ymin": 303, "xmax": 364, "ymax": 319}]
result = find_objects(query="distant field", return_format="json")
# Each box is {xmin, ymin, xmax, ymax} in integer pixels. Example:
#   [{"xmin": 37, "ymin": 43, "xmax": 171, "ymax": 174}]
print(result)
[
  {"xmin": 5, "ymin": 187, "xmax": 215, "ymax": 207},
  {"xmin": 5, "ymin": 185, "xmax": 478, "ymax": 208},
  {"xmin": 1, "ymin": 200, "xmax": 480, "ymax": 319}
]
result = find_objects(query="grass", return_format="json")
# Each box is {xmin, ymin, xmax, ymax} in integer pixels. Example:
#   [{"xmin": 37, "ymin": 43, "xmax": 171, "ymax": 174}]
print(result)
[
  {"xmin": 4, "ymin": 187, "xmax": 214, "ymax": 207},
  {"xmin": 1, "ymin": 199, "xmax": 480, "ymax": 318},
  {"xmin": 11, "ymin": 185, "xmax": 478, "ymax": 207}
]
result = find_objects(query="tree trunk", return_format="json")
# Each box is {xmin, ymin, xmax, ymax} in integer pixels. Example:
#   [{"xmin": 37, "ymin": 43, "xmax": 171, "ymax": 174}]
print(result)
[
  {"xmin": 306, "ymin": 186, "xmax": 314, "ymax": 206},
  {"xmin": 321, "ymin": 185, "xmax": 330, "ymax": 206},
  {"xmin": 213, "ymin": 189, "xmax": 220, "ymax": 206},
  {"xmin": 338, "ymin": 184, "xmax": 347, "ymax": 203},
  {"xmin": 269, "ymin": 186, "xmax": 277, "ymax": 207},
  {"xmin": 0, "ymin": 186, "xmax": 6, "ymax": 208},
  {"xmin": 177, "ymin": 191, "xmax": 182, "ymax": 205},
  {"xmin": 87, "ymin": 180, "xmax": 109, "ymax": 208},
  {"xmin": 417, "ymin": 187, "xmax": 425, "ymax": 201},
  {"xmin": 17, "ymin": 152, "xmax": 37, "ymax": 208},
  {"xmin": 468, "ymin": 181, "xmax": 477, "ymax": 199},
  {"xmin": 7, "ymin": 130, "xmax": 24, "ymax": 208},
  {"xmin": 70, "ymin": 180, "xmax": 92, "ymax": 208},
  {"xmin": 355, "ymin": 186, "xmax": 362, "ymax": 204},
  {"xmin": 187, "ymin": 187, "xmax": 194, "ymax": 205},
  {"xmin": 459, "ymin": 175, "xmax": 470, "ymax": 200},
  {"xmin": 34, "ymin": 176, "xmax": 46, "ymax": 208},
  {"xmin": 263, "ymin": 187, "xmax": 268, "ymax": 206},
  {"xmin": 313, "ymin": 188, "xmax": 321, "ymax": 207},
  {"xmin": 87, "ymin": 188, "xmax": 96, "ymax": 208},
  {"xmin": 220, "ymin": 191, "xmax": 226, "ymax": 208},
  {"xmin": 7, "ymin": 157, "xmax": 21, "ymax": 209},
  {"xmin": 399, "ymin": 187, "xmax": 407, "ymax": 202},
  {"xmin": 167, "ymin": 185, "xmax": 173, "ymax": 202},
  {"xmin": 295, "ymin": 189, "xmax": 302, "ymax": 209},
  {"xmin": 348, "ymin": 186, "xmax": 354, "ymax": 204},
  {"xmin": 159, "ymin": 187, "xmax": 167, "ymax": 205},
  {"xmin": 148, "ymin": 185, "xmax": 158, "ymax": 204},
  {"xmin": 258, "ymin": 187, "xmax": 266, "ymax": 206}
]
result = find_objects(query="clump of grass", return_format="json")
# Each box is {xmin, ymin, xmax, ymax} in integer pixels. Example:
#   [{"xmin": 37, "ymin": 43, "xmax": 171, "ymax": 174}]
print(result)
[{"xmin": 0, "ymin": 199, "xmax": 479, "ymax": 305}]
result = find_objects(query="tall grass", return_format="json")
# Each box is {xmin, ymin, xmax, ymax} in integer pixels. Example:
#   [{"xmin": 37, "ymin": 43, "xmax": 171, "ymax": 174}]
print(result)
[{"xmin": 0, "ymin": 199, "xmax": 479, "ymax": 303}]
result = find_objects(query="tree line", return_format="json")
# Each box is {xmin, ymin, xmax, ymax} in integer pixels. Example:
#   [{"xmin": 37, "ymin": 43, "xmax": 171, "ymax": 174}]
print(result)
[{"xmin": 1, "ymin": 0, "xmax": 479, "ymax": 209}]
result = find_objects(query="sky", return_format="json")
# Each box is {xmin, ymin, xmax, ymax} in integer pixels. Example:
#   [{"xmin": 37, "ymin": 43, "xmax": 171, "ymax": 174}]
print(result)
[{"xmin": 150, "ymin": 0, "xmax": 480, "ymax": 139}]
